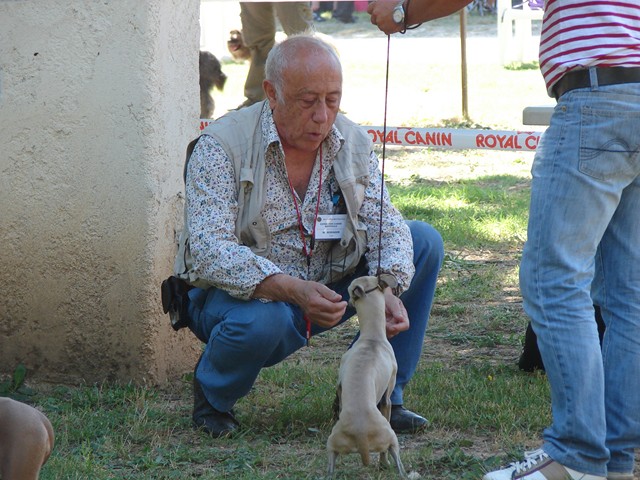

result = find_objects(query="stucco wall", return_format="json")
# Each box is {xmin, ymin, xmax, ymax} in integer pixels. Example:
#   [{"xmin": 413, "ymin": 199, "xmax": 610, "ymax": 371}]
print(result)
[{"xmin": 0, "ymin": 0, "xmax": 201, "ymax": 383}]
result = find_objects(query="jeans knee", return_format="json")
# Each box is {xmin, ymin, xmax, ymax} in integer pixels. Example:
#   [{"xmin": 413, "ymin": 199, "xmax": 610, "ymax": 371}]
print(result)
[
  {"xmin": 226, "ymin": 302, "xmax": 296, "ymax": 353},
  {"xmin": 518, "ymin": 251, "xmax": 537, "ymax": 302},
  {"xmin": 408, "ymin": 220, "xmax": 445, "ymax": 270}
]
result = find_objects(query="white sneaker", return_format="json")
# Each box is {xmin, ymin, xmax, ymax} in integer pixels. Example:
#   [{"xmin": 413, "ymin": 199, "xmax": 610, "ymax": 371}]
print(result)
[
  {"xmin": 482, "ymin": 448, "xmax": 607, "ymax": 480},
  {"xmin": 607, "ymin": 473, "xmax": 634, "ymax": 480}
]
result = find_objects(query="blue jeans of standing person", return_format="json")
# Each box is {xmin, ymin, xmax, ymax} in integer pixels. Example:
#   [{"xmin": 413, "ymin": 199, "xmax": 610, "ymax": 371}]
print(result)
[
  {"xmin": 186, "ymin": 220, "xmax": 444, "ymax": 412},
  {"xmin": 519, "ymin": 77, "xmax": 640, "ymax": 477}
]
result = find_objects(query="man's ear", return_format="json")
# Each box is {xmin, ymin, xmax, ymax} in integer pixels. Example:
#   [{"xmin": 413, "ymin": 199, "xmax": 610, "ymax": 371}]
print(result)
[{"xmin": 263, "ymin": 80, "xmax": 277, "ymax": 108}]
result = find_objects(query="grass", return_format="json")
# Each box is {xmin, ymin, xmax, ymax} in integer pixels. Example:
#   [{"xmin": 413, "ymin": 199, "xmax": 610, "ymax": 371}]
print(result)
[
  {"xmin": 388, "ymin": 175, "xmax": 529, "ymax": 249},
  {"xmin": 0, "ymin": 11, "xmax": 559, "ymax": 480},
  {"xmin": 5, "ymin": 148, "xmax": 550, "ymax": 478}
]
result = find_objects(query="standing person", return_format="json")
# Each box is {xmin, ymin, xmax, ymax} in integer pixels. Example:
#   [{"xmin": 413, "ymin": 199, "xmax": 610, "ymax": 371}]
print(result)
[
  {"xmin": 368, "ymin": 1, "xmax": 640, "ymax": 479},
  {"xmin": 333, "ymin": 1, "xmax": 356, "ymax": 23},
  {"xmin": 238, "ymin": 2, "xmax": 314, "ymax": 108},
  {"xmin": 163, "ymin": 34, "xmax": 444, "ymax": 439}
]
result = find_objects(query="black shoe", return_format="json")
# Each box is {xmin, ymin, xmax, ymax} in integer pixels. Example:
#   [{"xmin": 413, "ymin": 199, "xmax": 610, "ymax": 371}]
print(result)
[
  {"xmin": 192, "ymin": 408, "xmax": 239, "ymax": 438},
  {"xmin": 332, "ymin": 12, "xmax": 356, "ymax": 23},
  {"xmin": 160, "ymin": 276, "xmax": 193, "ymax": 331},
  {"xmin": 192, "ymin": 373, "xmax": 239, "ymax": 438},
  {"xmin": 390, "ymin": 405, "xmax": 428, "ymax": 434}
]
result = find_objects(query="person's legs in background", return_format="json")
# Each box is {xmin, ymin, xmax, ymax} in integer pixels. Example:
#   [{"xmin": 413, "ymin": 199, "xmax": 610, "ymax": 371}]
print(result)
[
  {"xmin": 239, "ymin": 2, "xmax": 312, "ymax": 108},
  {"xmin": 274, "ymin": 1, "xmax": 313, "ymax": 36},
  {"xmin": 317, "ymin": 1, "xmax": 333, "ymax": 13},
  {"xmin": 515, "ymin": 84, "xmax": 640, "ymax": 478},
  {"xmin": 311, "ymin": 1, "xmax": 325, "ymax": 21},
  {"xmin": 238, "ymin": 2, "xmax": 275, "ymax": 107},
  {"xmin": 332, "ymin": 1, "xmax": 355, "ymax": 23},
  {"xmin": 592, "ymin": 172, "xmax": 640, "ymax": 476}
]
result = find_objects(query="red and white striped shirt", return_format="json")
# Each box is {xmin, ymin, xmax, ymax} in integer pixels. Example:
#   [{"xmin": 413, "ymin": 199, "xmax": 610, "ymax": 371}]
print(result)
[{"xmin": 539, "ymin": 0, "xmax": 640, "ymax": 96}]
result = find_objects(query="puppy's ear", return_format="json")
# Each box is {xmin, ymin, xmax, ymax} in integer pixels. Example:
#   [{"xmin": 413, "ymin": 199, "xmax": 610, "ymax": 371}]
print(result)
[
  {"xmin": 351, "ymin": 285, "xmax": 365, "ymax": 301},
  {"xmin": 378, "ymin": 274, "xmax": 398, "ymax": 291}
]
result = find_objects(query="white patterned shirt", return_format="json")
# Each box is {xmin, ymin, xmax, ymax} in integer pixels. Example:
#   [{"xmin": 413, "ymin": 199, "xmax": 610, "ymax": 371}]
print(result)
[{"xmin": 185, "ymin": 106, "xmax": 414, "ymax": 300}]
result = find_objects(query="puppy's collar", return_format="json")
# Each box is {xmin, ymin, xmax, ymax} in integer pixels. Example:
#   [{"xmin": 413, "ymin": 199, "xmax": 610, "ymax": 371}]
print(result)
[{"xmin": 363, "ymin": 285, "xmax": 382, "ymax": 295}]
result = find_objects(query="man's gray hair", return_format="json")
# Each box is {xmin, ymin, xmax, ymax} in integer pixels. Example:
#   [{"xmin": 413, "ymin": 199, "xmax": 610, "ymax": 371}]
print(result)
[{"xmin": 265, "ymin": 32, "xmax": 342, "ymax": 103}]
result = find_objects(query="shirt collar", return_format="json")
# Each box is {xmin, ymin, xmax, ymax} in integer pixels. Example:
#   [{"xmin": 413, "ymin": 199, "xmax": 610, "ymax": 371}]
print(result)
[{"xmin": 261, "ymin": 101, "xmax": 281, "ymax": 151}]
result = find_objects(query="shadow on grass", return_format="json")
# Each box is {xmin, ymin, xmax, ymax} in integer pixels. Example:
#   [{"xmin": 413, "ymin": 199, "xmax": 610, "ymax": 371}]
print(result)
[{"xmin": 388, "ymin": 173, "xmax": 530, "ymax": 251}]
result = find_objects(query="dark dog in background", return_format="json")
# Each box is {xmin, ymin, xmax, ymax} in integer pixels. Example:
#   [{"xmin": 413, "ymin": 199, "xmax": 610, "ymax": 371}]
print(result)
[
  {"xmin": 518, "ymin": 305, "xmax": 606, "ymax": 372},
  {"xmin": 199, "ymin": 51, "xmax": 227, "ymax": 119},
  {"xmin": 227, "ymin": 29, "xmax": 250, "ymax": 62}
]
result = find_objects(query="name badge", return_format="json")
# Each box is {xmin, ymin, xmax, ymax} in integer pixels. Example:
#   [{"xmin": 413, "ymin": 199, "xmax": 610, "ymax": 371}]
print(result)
[{"xmin": 315, "ymin": 214, "xmax": 347, "ymax": 240}]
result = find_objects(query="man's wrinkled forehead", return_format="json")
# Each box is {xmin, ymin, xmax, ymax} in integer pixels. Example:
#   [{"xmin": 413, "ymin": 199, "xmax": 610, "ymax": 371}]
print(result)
[{"xmin": 282, "ymin": 54, "xmax": 342, "ymax": 86}]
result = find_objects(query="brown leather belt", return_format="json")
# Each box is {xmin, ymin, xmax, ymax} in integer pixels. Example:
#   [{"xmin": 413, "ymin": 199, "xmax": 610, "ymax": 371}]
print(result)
[{"xmin": 552, "ymin": 66, "xmax": 640, "ymax": 100}]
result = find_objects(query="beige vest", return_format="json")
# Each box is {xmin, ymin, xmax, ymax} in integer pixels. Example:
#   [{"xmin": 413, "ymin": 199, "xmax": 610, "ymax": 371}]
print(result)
[{"xmin": 175, "ymin": 101, "xmax": 373, "ymax": 288}]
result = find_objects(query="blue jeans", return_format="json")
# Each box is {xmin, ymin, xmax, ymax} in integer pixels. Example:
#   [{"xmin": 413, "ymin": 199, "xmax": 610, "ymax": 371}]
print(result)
[
  {"xmin": 520, "ymin": 78, "xmax": 640, "ymax": 476},
  {"xmin": 186, "ymin": 220, "xmax": 444, "ymax": 412}
]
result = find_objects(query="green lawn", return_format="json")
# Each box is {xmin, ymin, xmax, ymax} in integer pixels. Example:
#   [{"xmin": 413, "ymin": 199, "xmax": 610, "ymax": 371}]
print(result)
[{"xmin": 1, "ymin": 10, "xmax": 558, "ymax": 480}]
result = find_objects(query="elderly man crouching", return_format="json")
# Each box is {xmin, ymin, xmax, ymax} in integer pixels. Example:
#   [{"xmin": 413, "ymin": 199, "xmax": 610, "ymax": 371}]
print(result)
[{"xmin": 163, "ymin": 33, "xmax": 444, "ymax": 438}]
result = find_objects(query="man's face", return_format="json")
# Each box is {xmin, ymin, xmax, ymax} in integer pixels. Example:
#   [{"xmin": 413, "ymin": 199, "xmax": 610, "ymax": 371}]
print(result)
[{"xmin": 266, "ymin": 54, "xmax": 342, "ymax": 155}]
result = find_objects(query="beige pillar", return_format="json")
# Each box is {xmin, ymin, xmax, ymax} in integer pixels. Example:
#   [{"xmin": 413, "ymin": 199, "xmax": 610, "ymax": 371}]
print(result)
[{"xmin": 0, "ymin": 0, "xmax": 201, "ymax": 384}]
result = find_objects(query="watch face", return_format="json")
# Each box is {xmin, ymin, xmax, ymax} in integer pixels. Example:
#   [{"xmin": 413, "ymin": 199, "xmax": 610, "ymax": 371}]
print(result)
[{"xmin": 393, "ymin": 6, "xmax": 404, "ymax": 24}]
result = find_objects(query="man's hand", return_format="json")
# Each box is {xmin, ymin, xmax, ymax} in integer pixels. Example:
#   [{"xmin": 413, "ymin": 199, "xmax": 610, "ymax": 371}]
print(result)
[
  {"xmin": 368, "ymin": 0, "xmax": 474, "ymax": 34},
  {"xmin": 252, "ymin": 274, "xmax": 347, "ymax": 329},
  {"xmin": 383, "ymin": 287, "xmax": 410, "ymax": 337},
  {"xmin": 367, "ymin": 0, "xmax": 405, "ymax": 35},
  {"xmin": 297, "ymin": 281, "xmax": 348, "ymax": 328}
]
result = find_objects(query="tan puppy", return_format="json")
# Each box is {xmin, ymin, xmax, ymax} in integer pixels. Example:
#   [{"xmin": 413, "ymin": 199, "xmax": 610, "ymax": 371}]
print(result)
[
  {"xmin": 326, "ymin": 275, "xmax": 407, "ymax": 478},
  {"xmin": 0, "ymin": 397, "xmax": 54, "ymax": 480}
]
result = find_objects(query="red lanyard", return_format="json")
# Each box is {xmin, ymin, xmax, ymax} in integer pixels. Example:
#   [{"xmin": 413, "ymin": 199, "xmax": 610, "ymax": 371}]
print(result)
[{"xmin": 286, "ymin": 145, "xmax": 323, "ymax": 345}]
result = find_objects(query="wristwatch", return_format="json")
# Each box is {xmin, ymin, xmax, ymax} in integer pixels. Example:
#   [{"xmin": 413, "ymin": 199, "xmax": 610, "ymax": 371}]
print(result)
[{"xmin": 392, "ymin": 1, "xmax": 405, "ymax": 25}]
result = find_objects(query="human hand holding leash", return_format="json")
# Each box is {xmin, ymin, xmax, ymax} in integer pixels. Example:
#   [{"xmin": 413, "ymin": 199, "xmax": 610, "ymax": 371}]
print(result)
[
  {"xmin": 299, "ymin": 281, "xmax": 348, "ymax": 328},
  {"xmin": 367, "ymin": 0, "xmax": 406, "ymax": 35},
  {"xmin": 384, "ymin": 287, "xmax": 410, "ymax": 338},
  {"xmin": 368, "ymin": 0, "xmax": 474, "ymax": 34},
  {"xmin": 253, "ymin": 274, "xmax": 347, "ymax": 328}
]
